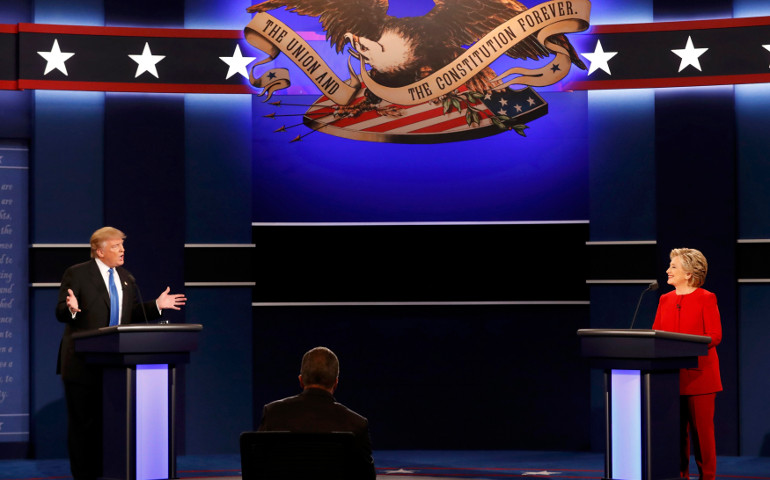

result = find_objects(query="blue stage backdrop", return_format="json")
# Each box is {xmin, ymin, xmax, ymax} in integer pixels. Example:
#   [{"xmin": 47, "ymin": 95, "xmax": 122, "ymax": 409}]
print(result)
[{"xmin": 251, "ymin": 91, "xmax": 589, "ymax": 222}]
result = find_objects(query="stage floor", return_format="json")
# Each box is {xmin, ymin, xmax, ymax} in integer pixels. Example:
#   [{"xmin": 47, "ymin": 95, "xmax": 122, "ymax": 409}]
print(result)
[{"xmin": 1, "ymin": 450, "xmax": 769, "ymax": 479}]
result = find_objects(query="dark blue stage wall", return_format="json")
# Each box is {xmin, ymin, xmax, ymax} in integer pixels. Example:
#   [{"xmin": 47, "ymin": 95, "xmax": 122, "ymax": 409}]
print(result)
[{"xmin": 2, "ymin": 0, "xmax": 770, "ymax": 460}]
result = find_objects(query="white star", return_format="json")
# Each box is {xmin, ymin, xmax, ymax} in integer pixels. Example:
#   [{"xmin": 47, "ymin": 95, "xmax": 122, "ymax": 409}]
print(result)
[
  {"xmin": 582, "ymin": 40, "xmax": 617, "ymax": 75},
  {"xmin": 527, "ymin": 97, "xmax": 536, "ymax": 106},
  {"xmin": 128, "ymin": 42, "xmax": 165, "ymax": 78},
  {"xmin": 514, "ymin": 104, "xmax": 523, "ymax": 112},
  {"xmin": 219, "ymin": 44, "xmax": 257, "ymax": 79},
  {"xmin": 764, "ymin": 44, "xmax": 770, "ymax": 67},
  {"xmin": 499, "ymin": 98, "xmax": 508, "ymax": 106},
  {"xmin": 523, "ymin": 471, "xmax": 562, "ymax": 476},
  {"xmin": 498, "ymin": 107, "xmax": 508, "ymax": 115},
  {"xmin": 672, "ymin": 36, "xmax": 708, "ymax": 72},
  {"xmin": 38, "ymin": 39, "xmax": 75, "ymax": 76},
  {"xmin": 383, "ymin": 468, "xmax": 415, "ymax": 474}
]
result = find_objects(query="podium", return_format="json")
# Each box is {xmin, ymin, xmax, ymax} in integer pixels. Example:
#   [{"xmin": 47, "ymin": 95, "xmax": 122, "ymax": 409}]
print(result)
[
  {"xmin": 73, "ymin": 324, "xmax": 202, "ymax": 480},
  {"xmin": 577, "ymin": 329, "xmax": 710, "ymax": 480}
]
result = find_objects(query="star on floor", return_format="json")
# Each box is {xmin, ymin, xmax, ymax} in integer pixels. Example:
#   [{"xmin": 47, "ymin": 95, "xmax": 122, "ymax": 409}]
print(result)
[
  {"xmin": 523, "ymin": 470, "xmax": 562, "ymax": 476},
  {"xmin": 129, "ymin": 42, "xmax": 166, "ymax": 78},
  {"xmin": 383, "ymin": 468, "xmax": 416, "ymax": 474},
  {"xmin": 672, "ymin": 36, "xmax": 708, "ymax": 72},
  {"xmin": 38, "ymin": 39, "xmax": 75, "ymax": 76},
  {"xmin": 582, "ymin": 40, "xmax": 617, "ymax": 75},
  {"xmin": 219, "ymin": 44, "xmax": 256, "ymax": 79}
]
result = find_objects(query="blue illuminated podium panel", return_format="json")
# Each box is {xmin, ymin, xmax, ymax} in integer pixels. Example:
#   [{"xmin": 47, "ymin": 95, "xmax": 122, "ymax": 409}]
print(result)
[
  {"xmin": 577, "ymin": 329, "xmax": 709, "ymax": 480},
  {"xmin": 74, "ymin": 324, "xmax": 202, "ymax": 480}
]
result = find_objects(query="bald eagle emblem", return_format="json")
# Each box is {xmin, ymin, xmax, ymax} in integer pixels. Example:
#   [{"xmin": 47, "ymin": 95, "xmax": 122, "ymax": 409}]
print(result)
[{"xmin": 244, "ymin": 0, "xmax": 591, "ymax": 143}]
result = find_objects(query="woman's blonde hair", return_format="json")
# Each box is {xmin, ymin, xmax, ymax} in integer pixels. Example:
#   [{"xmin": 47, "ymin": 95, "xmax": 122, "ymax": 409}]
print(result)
[{"xmin": 670, "ymin": 248, "xmax": 708, "ymax": 288}]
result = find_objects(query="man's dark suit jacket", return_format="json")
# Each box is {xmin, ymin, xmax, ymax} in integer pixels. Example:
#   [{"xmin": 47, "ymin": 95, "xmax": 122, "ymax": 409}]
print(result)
[
  {"xmin": 55, "ymin": 259, "xmax": 161, "ymax": 384},
  {"xmin": 258, "ymin": 388, "xmax": 375, "ymax": 479}
]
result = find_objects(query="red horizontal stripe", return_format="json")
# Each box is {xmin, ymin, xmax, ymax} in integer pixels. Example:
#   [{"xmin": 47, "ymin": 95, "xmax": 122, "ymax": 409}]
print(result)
[
  {"xmin": 565, "ymin": 72, "xmax": 770, "ymax": 90},
  {"xmin": 18, "ymin": 79, "xmax": 253, "ymax": 94},
  {"xmin": 590, "ymin": 15, "xmax": 770, "ymax": 34},
  {"xmin": 0, "ymin": 24, "xmax": 19, "ymax": 33},
  {"xmin": 363, "ymin": 106, "xmax": 445, "ymax": 133},
  {"xmin": 410, "ymin": 115, "xmax": 472, "ymax": 134},
  {"xmin": 18, "ymin": 23, "xmax": 241, "ymax": 39},
  {"xmin": 0, "ymin": 80, "xmax": 19, "ymax": 90}
]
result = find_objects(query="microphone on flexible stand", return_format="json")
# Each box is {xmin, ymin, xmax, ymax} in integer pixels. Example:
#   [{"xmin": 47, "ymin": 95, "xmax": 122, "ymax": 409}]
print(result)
[
  {"xmin": 629, "ymin": 280, "xmax": 659, "ymax": 329},
  {"xmin": 127, "ymin": 273, "xmax": 149, "ymax": 324}
]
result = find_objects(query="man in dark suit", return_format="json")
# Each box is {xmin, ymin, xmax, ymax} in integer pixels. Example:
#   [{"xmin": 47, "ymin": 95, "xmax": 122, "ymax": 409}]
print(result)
[
  {"xmin": 55, "ymin": 226, "xmax": 186, "ymax": 480},
  {"xmin": 258, "ymin": 346, "xmax": 376, "ymax": 479}
]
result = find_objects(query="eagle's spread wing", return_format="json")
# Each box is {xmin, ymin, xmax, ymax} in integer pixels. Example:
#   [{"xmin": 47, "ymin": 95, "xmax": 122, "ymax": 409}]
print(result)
[
  {"xmin": 426, "ymin": 0, "xmax": 586, "ymax": 69},
  {"xmin": 247, "ymin": 0, "xmax": 389, "ymax": 53}
]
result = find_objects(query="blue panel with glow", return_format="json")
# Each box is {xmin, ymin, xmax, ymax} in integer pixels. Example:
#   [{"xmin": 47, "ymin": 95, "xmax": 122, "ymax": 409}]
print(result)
[
  {"xmin": 588, "ymin": 0, "xmax": 652, "ymax": 25},
  {"xmin": 733, "ymin": 0, "xmax": 770, "ymax": 17},
  {"xmin": 736, "ymin": 83, "xmax": 770, "ymax": 239},
  {"xmin": 611, "ymin": 370, "xmax": 642, "ymax": 480},
  {"xmin": 252, "ymin": 92, "xmax": 588, "ymax": 222},
  {"xmin": 0, "ymin": 0, "xmax": 31, "ymax": 23},
  {"xmin": 33, "ymin": 0, "xmax": 104, "ymax": 26},
  {"xmin": 186, "ymin": 0, "xmax": 255, "ymax": 29},
  {"xmin": 588, "ymin": 89, "xmax": 655, "ymax": 241},
  {"xmin": 33, "ymin": 90, "xmax": 105, "ymax": 243},
  {"xmin": 185, "ymin": 94, "xmax": 253, "ymax": 243},
  {"xmin": 136, "ymin": 364, "xmax": 169, "ymax": 480}
]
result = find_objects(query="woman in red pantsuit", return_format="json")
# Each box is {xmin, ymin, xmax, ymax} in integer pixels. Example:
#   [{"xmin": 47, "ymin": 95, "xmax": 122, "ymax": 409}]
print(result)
[{"xmin": 653, "ymin": 248, "xmax": 722, "ymax": 480}]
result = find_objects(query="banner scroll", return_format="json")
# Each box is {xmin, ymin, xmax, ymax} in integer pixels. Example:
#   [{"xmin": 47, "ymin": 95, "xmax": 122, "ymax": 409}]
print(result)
[{"xmin": 244, "ymin": 0, "xmax": 591, "ymax": 106}]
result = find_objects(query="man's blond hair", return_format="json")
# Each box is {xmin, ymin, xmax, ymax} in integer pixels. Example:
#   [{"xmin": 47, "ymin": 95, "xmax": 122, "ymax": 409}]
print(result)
[{"xmin": 90, "ymin": 227, "xmax": 126, "ymax": 258}]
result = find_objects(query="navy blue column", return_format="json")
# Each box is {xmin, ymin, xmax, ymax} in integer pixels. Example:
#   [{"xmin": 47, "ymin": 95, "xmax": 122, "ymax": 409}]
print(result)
[
  {"xmin": 102, "ymin": 0, "xmax": 186, "ymax": 318},
  {"xmin": 654, "ymin": 0, "xmax": 738, "ymax": 458},
  {"xmin": 654, "ymin": 86, "xmax": 738, "ymax": 455},
  {"xmin": 102, "ymin": 93, "xmax": 186, "ymax": 323}
]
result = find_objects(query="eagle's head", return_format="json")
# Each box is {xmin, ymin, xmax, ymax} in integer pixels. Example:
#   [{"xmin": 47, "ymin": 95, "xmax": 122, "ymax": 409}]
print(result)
[{"xmin": 347, "ymin": 27, "xmax": 418, "ymax": 74}]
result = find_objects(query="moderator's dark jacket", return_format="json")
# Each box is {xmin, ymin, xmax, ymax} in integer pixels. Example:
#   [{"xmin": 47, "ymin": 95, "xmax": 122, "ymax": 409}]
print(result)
[
  {"xmin": 55, "ymin": 259, "xmax": 161, "ymax": 384},
  {"xmin": 258, "ymin": 388, "xmax": 375, "ymax": 479}
]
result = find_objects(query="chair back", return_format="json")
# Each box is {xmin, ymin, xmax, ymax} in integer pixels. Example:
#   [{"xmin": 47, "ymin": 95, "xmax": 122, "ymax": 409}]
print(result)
[{"xmin": 240, "ymin": 431, "xmax": 368, "ymax": 480}]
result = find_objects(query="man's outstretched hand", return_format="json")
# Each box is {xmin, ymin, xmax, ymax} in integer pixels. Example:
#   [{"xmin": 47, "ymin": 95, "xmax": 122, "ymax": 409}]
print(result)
[{"xmin": 156, "ymin": 287, "xmax": 187, "ymax": 310}]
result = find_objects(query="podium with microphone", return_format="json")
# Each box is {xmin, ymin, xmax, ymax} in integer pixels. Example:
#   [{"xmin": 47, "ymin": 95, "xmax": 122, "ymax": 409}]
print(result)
[
  {"xmin": 578, "ymin": 282, "xmax": 710, "ymax": 480},
  {"xmin": 73, "ymin": 323, "xmax": 202, "ymax": 480}
]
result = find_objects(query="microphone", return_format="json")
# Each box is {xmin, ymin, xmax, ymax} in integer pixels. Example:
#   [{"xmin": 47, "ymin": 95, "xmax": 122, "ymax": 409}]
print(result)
[
  {"xmin": 629, "ymin": 280, "xmax": 659, "ymax": 329},
  {"xmin": 127, "ymin": 273, "xmax": 149, "ymax": 324}
]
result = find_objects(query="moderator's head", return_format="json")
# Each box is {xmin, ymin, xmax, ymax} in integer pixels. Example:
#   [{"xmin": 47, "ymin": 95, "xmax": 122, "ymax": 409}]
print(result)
[{"xmin": 300, "ymin": 346, "xmax": 339, "ymax": 390}]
